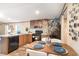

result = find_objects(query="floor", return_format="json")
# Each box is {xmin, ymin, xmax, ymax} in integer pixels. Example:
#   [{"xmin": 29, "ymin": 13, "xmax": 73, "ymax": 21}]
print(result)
[
  {"xmin": 8, "ymin": 44, "xmax": 28, "ymax": 56},
  {"xmin": 7, "ymin": 43, "xmax": 78, "ymax": 56}
]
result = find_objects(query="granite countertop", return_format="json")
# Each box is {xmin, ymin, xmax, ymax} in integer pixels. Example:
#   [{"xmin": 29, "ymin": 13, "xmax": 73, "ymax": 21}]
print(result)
[{"xmin": 0, "ymin": 33, "xmax": 32, "ymax": 37}]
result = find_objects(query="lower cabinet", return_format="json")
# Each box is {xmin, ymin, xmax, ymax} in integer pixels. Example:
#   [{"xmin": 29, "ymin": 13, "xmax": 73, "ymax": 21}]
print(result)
[
  {"xmin": 8, "ymin": 36, "xmax": 19, "ymax": 53},
  {"xmin": 27, "ymin": 34, "xmax": 32, "ymax": 43},
  {"xmin": 19, "ymin": 35, "xmax": 24, "ymax": 46},
  {"xmin": 19, "ymin": 34, "xmax": 32, "ymax": 46},
  {"xmin": 0, "ymin": 34, "xmax": 32, "ymax": 54},
  {"xmin": 23, "ymin": 35, "xmax": 27, "ymax": 44},
  {"xmin": 1, "ymin": 37, "xmax": 8, "ymax": 54}
]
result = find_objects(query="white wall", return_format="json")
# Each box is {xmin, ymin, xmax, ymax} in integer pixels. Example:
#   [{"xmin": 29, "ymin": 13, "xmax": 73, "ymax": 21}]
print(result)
[
  {"xmin": 61, "ymin": 3, "xmax": 79, "ymax": 55},
  {"xmin": 4, "ymin": 21, "xmax": 30, "ymax": 34},
  {"xmin": 67, "ymin": 3, "xmax": 79, "ymax": 55},
  {"xmin": 16, "ymin": 21, "xmax": 30, "ymax": 34},
  {"xmin": 0, "ymin": 24, "xmax": 5, "ymax": 35},
  {"xmin": 0, "ymin": 20, "xmax": 48, "ymax": 35}
]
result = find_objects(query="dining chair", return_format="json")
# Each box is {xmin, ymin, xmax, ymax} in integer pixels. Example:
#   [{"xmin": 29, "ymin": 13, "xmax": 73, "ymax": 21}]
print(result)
[
  {"xmin": 48, "ymin": 54, "xmax": 58, "ymax": 56},
  {"xmin": 26, "ymin": 49, "xmax": 47, "ymax": 56}
]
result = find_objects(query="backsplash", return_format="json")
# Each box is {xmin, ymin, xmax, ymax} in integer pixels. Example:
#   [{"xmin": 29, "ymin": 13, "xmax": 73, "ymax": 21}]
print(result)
[{"xmin": 30, "ymin": 19, "xmax": 49, "ymax": 35}]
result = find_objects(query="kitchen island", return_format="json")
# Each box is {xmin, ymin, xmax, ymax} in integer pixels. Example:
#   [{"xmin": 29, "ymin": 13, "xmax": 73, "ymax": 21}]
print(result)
[{"xmin": 0, "ymin": 33, "xmax": 32, "ymax": 54}]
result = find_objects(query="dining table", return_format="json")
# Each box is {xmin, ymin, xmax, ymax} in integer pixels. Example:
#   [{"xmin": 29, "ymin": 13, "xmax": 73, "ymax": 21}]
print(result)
[{"xmin": 26, "ymin": 41, "xmax": 78, "ymax": 56}]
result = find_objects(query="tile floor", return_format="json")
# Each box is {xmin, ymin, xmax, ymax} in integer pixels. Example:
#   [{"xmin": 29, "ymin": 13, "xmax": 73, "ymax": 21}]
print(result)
[
  {"xmin": 3, "ymin": 42, "xmax": 78, "ymax": 56},
  {"xmin": 8, "ymin": 44, "xmax": 28, "ymax": 56}
]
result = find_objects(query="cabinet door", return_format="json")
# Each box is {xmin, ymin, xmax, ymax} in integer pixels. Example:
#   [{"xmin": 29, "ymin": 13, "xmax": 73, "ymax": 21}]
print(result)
[
  {"xmin": 1, "ymin": 37, "xmax": 8, "ymax": 54},
  {"xmin": 27, "ymin": 34, "xmax": 32, "ymax": 43},
  {"xmin": 8, "ymin": 36, "xmax": 19, "ymax": 53},
  {"xmin": 23, "ymin": 35, "xmax": 27, "ymax": 44},
  {"xmin": 19, "ymin": 35, "xmax": 24, "ymax": 46}
]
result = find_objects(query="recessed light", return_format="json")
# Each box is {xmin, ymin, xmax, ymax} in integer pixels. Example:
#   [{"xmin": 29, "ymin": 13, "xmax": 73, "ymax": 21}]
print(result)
[
  {"xmin": 7, "ymin": 18, "xmax": 11, "ymax": 20},
  {"xmin": 0, "ymin": 13, "xmax": 4, "ymax": 18},
  {"xmin": 35, "ymin": 10, "xmax": 40, "ymax": 15}
]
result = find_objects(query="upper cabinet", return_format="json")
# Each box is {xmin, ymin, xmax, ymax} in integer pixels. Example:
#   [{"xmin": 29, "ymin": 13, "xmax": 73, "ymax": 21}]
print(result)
[
  {"xmin": 30, "ymin": 20, "xmax": 43, "ymax": 29},
  {"xmin": 30, "ymin": 19, "xmax": 49, "ymax": 35}
]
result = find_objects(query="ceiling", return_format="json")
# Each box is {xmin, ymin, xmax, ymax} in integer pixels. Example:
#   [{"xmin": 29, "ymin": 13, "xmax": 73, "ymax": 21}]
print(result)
[{"xmin": 0, "ymin": 3, "xmax": 64, "ymax": 23}]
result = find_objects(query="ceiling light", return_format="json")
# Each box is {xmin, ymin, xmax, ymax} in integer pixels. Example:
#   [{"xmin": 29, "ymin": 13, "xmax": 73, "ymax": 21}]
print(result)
[
  {"xmin": 35, "ymin": 10, "xmax": 40, "ymax": 15},
  {"xmin": 7, "ymin": 18, "xmax": 11, "ymax": 20},
  {"xmin": 0, "ymin": 13, "xmax": 4, "ymax": 18}
]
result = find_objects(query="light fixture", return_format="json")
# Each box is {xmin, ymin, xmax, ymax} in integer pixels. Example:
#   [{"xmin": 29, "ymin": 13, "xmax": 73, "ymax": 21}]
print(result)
[
  {"xmin": 35, "ymin": 10, "xmax": 40, "ymax": 15},
  {"xmin": 0, "ymin": 13, "xmax": 4, "ymax": 18},
  {"xmin": 7, "ymin": 18, "xmax": 11, "ymax": 20}
]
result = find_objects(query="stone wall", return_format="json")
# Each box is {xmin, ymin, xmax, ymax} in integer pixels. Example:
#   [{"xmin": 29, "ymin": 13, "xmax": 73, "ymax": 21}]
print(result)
[{"xmin": 48, "ymin": 18, "xmax": 61, "ymax": 39}]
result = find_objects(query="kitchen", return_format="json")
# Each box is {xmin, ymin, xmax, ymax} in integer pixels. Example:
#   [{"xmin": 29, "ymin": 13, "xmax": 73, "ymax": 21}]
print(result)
[
  {"xmin": 0, "ymin": 19, "xmax": 49, "ymax": 54},
  {"xmin": 0, "ymin": 3, "xmax": 63, "ymax": 55},
  {"xmin": 0, "ymin": 3, "xmax": 78, "ymax": 56}
]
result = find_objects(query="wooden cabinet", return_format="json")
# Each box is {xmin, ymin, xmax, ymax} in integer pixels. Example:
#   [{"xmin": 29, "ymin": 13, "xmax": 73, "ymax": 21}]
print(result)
[
  {"xmin": 24, "ymin": 34, "xmax": 32, "ymax": 44},
  {"xmin": 0, "ymin": 37, "xmax": 8, "ymax": 54},
  {"xmin": 19, "ymin": 35, "xmax": 24, "ymax": 46},
  {"xmin": 23, "ymin": 34, "xmax": 27, "ymax": 44},
  {"xmin": 19, "ymin": 34, "xmax": 32, "ymax": 46},
  {"xmin": 0, "ymin": 34, "xmax": 32, "ymax": 54},
  {"xmin": 27, "ymin": 34, "xmax": 32, "ymax": 43}
]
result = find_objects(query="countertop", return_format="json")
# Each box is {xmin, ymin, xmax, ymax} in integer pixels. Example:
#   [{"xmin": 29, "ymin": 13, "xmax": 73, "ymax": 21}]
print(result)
[
  {"xmin": 0, "ymin": 33, "xmax": 32, "ymax": 37},
  {"xmin": 0, "ymin": 32, "xmax": 48, "ymax": 37}
]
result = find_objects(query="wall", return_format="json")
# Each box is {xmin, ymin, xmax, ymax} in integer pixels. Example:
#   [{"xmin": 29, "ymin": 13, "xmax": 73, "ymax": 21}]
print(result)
[
  {"xmin": 5, "ymin": 23, "xmax": 17, "ymax": 34},
  {"xmin": 8, "ymin": 21, "xmax": 30, "ymax": 34},
  {"xmin": 67, "ymin": 3, "xmax": 79, "ymax": 55},
  {"xmin": 0, "ymin": 24, "xmax": 5, "ymax": 35},
  {"xmin": 61, "ymin": 3, "xmax": 79, "ymax": 55},
  {"xmin": 30, "ymin": 19, "xmax": 49, "ymax": 35},
  {"xmin": 48, "ymin": 18, "xmax": 61, "ymax": 39},
  {"xmin": 61, "ymin": 4, "xmax": 68, "ymax": 43},
  {"xmin": 1, "ymin": 19, "xmax": 49, "ymax": 35},
  {"xmin": 42, "ymin": 19, "xmax": 49, "ymax": 35},
  {"xmin": 16, "ymin": 21, "xmax": 30, "ymax": 34},
  {"xmin": 30, "ymin": 20, "xmax": 42, "ymax": 28}
]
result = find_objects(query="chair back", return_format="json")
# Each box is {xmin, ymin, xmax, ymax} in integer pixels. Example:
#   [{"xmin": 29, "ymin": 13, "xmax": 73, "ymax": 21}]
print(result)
[{"xmin": 26, "ymin": 49, "xmax": 47, "ymax": 56}]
